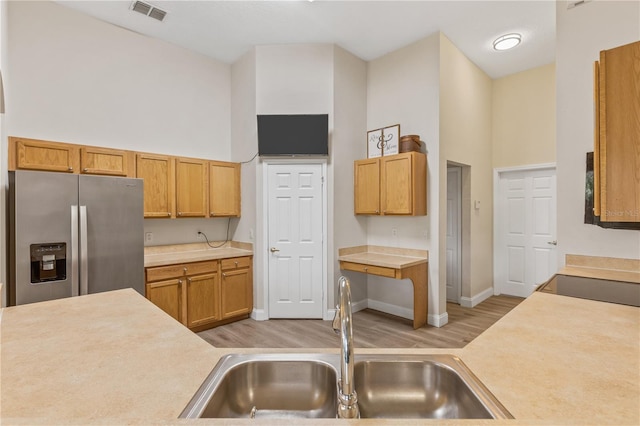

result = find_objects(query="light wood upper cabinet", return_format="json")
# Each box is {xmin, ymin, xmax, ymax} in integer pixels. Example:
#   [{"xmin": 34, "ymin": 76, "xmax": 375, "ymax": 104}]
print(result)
[
  {"xmin": 209, "ymin": 160, "xmax": 241, "ymax": 217},
  {"xmin": 175, "ymin": 157, "xmax": 208, "ymax": 218},
  {"xmin": 9, "ymin": 137, "xmax": 80, "ymax": 173},
  {"xmin": 354, "ymin": 152, "xmax": 426, "ymax": 216},
  {"xmin": 594, "ymin": 40, "xmax": 640, "ymax": 222},
  {"xmin": 136, "ymin": 153, "xmax": 175, "ymax": 218},
  {"xmin": 80, "ymin": 146, "xmax": 132, "ymax": 177},
  {"xmin": 354, "ymin": 158, "xmax": 381, "ymax": 215}
]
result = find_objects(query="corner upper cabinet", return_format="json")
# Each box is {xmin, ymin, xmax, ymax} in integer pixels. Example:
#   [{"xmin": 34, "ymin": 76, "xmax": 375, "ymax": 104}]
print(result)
[
  {"xmin": 354, "ymin": 152, "xmax": 426, "ymax": 216},
  {"xmin": 209, "ymin": 160, "xmax": 241, "ymax": 217},
  {"xmin": 136, "ymin": 153, "xmax": 175, "ymax": 218},
  {"xmin": 594, "ymin": 40, "xmax": 640, "ymax": 222},
  {"xmin": 175, "ymin": 157, "xmax": 208, "ymax": 218},
  {"xmin": 9, "ymin": 137, "xmax": 80, "ymax": 173}
]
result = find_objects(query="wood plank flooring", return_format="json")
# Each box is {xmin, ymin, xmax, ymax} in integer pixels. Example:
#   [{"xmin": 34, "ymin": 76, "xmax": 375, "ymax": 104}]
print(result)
[{"xmin": 197, "ymin": 295, "xmax": 523, "ymax": 349}]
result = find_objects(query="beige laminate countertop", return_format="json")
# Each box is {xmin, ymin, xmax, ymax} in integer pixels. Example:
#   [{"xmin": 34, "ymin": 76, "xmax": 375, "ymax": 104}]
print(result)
[
  {"xmin": 559, "ymin": 254, "xmax": 640, "ymax": 284},
  {"xmin": 144, "ymin": 241, "xmax": 253, "ymax": 267},
  {"xmin": 338, "ymin": 245, "xmax": 428, "ymax": 269},
  {"xmin": 1, "ymin": 289, "xmax": 638, "ymax": 424}
]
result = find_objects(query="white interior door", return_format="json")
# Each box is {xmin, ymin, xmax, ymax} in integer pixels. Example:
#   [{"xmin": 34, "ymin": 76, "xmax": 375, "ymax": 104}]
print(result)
[
  {"xmin": 446, "ymin": 167, "xmax": 462, "ymax": 302},
  {"xmin": 267, "ymin": 163, "xmax": 324, "ymax": 318},
  {"xmin": 496, "ymin": 167, "xmax": 557, "ymax": 297}
]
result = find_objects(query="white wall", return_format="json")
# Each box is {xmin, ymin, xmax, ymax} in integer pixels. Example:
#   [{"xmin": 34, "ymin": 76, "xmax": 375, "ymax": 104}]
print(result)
[
  {"xmin": 332, "ymin": 46, "xmax": 368, "ymax": 305},
  {"xmin": 253, "ymin": 44, "xmax": 334, "ymax": 314},
  {"xmin": 556, "ymin": 0, "xmax": 640, "ymax": 265},
  {"xmin": 366, "ymin": 34, "xmax": 443, "ymax": 325},
  {"xmin": 5, "ymin": 1, "xmax": 233, "ymax": 248}
]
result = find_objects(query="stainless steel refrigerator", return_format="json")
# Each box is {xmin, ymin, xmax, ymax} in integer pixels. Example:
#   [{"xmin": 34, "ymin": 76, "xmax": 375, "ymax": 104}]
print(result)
[{"xmin": 8, "ymin": 170, "xmax": 144, "ymax": 306}]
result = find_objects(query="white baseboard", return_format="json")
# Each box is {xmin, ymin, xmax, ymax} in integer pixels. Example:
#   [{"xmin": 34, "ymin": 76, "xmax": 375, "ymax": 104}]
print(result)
[
  {"xmin": 428, "ymin": 312, "xmax": 448, "ymax": 328},
  {"xmin": 367, "ymin": 299, "xmax": 413, "ymax": 320},
  {"xmin": 351, "ymin": 299, "xmax": 368, "ymax": 314},
  {"xmin": 250, "ymin": 309, "xmax": 268, "ymax": 321},
  {"xmin": 324, "ymin": 308, "xmax": 336, "ymax": 321},
  {"xmin": 460, "ymin": 287, "xmax": 494, "ymax": 308}
]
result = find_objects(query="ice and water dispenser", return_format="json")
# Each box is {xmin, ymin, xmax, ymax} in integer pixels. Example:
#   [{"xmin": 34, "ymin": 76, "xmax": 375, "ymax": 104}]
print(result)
[{"xmin": 30, "ymin": 243, "xmax": 66, "ymax": 283}]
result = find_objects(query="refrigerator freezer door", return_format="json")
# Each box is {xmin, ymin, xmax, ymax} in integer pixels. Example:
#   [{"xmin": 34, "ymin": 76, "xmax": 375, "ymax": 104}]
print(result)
[
  {"xmin": 9, "ymin": 171, "xmax": 78, "ymax": 305},
  {"xmin": 78, "ymin": 175, "xmax": 144, "ymax": 296}
]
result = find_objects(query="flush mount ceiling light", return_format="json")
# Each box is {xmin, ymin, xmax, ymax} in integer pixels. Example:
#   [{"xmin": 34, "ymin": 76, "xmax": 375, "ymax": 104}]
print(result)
[{"xmin": 493, "ymin": 33, "xmax": 522, "ymax": 51}]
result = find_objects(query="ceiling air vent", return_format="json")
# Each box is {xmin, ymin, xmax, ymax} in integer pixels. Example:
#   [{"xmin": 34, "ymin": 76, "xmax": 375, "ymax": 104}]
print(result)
[{"xmin": 131, "ymin": 1, "xmax": 167, "ymax": 22}]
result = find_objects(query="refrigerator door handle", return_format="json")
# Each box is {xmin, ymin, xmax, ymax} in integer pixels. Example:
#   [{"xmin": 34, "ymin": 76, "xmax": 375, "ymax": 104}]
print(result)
[
  {"xmin": 80, "ymin": 205, "xmax": 89, "ymax": 295},
  {"xmin": 71, "ymin": 205, "xmax": 79, "ymax": 297}
]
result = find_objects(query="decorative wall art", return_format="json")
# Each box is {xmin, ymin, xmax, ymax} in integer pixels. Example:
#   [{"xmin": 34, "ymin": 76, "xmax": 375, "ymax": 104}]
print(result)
[{"xmin": 366, "ymin": 124, "xmax": 401, "ymax": 158}]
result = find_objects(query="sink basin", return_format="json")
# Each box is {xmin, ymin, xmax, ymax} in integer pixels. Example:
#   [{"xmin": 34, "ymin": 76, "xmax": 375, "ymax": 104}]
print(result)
[
  {"xmin": 180, "ymin": 353, "xmax": 512, "ymax": 420},
  {"xmin": 354, "ymin": 355, "xmax": 511, "ymax": 419},
  {"xmin": 180, "ymin": 354, "xmax": 338, "ymax": 419}
]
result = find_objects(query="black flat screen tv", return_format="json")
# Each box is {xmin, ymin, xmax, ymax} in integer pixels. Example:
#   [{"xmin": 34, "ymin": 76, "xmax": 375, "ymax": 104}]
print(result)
[{"xmin": 257, "ymin": 114, "xmax": 329, "ymax": 156}]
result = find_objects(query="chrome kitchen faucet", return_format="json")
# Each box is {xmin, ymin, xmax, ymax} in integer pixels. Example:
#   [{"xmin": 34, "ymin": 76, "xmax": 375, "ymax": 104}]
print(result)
[{"xmin": 332, "ymin": 276, "xmax": 360, "ymax": 419}]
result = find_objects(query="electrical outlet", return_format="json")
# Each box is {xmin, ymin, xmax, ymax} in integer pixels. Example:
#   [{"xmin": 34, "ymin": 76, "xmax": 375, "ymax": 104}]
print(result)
[
  {"xmin": 145, "ymin": 232, "xmax": 153, "ymax": 243},
  {"xmin": 392, "ymin": 228, "xmax": 398, "ymax": 237}
]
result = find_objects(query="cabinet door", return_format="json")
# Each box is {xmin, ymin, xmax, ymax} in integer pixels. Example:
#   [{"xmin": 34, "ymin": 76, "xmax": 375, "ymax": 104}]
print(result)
[
  {"xmin": 596, "ymin": 41, "xmax": 640, "ymax": 222},
  {"xmin": 81, "ymin": 146, "xmax": 132, "ymax": 177},
  {"xmin": 146, "ymin": 279, "xmax": 183, "ymax": 323},
  {"xmin": 136, "ymin": 153, "xmax": 175, "ymax": 218},
  {"xmin": 176, "ymin": 157, "xmax": 208, "ymax": 218},
  {"xmin": 186, "ymin": 273, "xmax": 220, "ymax": 328},
  {"xmin": 381, "ymin": 152, "xmax": 426, "ymax": 216},
  {"xmin": 209, "ymin": 161, "xmax": 241, "ymax": 217},
  {"xmin": 354, "ymin": 158, "xmax": 380, "ymax": 215},
  {"xmin": 11, "ymin": 137, "xmax": 80, "ymax": 173},
  {"xmin": 221, "ymin": 267, "xmax": 252, "ymax": 319}
]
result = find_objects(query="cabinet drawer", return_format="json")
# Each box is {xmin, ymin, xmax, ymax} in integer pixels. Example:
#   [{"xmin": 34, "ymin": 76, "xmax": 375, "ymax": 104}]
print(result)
[
  {"xmin": 221, "ymin": 256, "xmax": 251, "ymax": 271},
  {"xmin": 340, "ymin": 261, "xmax": 397, "ymax": 278},
  {"xmin": 146, "ymin": 260, "xmax": 218, "ymax": 282}
]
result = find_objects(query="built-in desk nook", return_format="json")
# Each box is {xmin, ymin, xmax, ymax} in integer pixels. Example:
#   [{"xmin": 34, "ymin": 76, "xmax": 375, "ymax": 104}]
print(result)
[{"xmin": 338, "ymin": 245, "xmax": 428, "ymax": 329}]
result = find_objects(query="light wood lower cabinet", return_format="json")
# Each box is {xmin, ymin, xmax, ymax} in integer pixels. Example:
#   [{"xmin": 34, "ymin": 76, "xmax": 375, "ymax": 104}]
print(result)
[
  {"xmin": 145, "ymin": 256, "xmax": 253, "ymax": 331},
  {"xmin": 186, "ymin": 272, "xmax": 220, "ymax": 328},
  {"xmin": 146, "ymin": 278, "xmax": 183, "ymax": 323},
  {"xmin": 220, "ymin": 257, "xmax": 253, "ymax": 319}
]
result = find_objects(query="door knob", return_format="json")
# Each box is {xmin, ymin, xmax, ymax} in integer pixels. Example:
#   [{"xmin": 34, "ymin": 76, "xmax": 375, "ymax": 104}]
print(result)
[
  {"xmin": 547, "ymin": 240, "xmax": 557, "ymax": 246},
  {"xmin": 270, "ymin": 247, "xmax": 280, "ymax": 253}
]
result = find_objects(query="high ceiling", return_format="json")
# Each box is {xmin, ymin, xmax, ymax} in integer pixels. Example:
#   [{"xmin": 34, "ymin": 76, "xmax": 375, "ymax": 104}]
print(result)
[{"xmin": 55, "ymin": 0, "xmax": 557, "ymax": 79}]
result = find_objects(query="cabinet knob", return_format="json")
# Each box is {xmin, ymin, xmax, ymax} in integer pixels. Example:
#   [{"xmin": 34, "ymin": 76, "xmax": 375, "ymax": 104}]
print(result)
[
  {"xmin": 210, "ymin": 212, "xmax": 215, "ymax": 216},
  {"xmin": 83, "ymin": 168, "xmax": 88, "ymax": 172},
  {"xmin": 68, "ymin": 167, "xmax": 73, "ymax": 171},
  {"xmin": 178, "ymin": 279, "xmax": 183, "ymax": 284},
  {"xmin": 222, "ymin": 272, "xmax": 226, "ymax": 277},
  {"xmin": 234, "ymin": 261, "xmax": 238, "ymax": 267},
  {"xmin": 177, "ymin": 212, "xmax": 182, "ymax": 216},
  {"xmin": 166, "ymin": 212, "xmax": 171, "ymax": 217},
  {"xmin": 183, "ymin": 267, "xmax": 188, "ymax": 272},
  {"xmin": 187, "ymin": 277, "xmax": 191, "ymax": 283},
  {"xmin": 364, "ymin": 267, "xmax": 368, "ymax": 272}
]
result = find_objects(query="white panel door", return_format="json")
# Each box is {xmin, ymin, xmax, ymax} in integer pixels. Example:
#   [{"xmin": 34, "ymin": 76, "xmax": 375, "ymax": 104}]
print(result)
[
  {"xmin": 446, "ymin": 167, "xmax": 462, "ymax": 302},
  {"xmin": 497, "ymin": 168, "xmax": 557, "ymax": 297},
  {"xmin": 268, "ymin": 164, "xmax": 324, "ymax": 318}
]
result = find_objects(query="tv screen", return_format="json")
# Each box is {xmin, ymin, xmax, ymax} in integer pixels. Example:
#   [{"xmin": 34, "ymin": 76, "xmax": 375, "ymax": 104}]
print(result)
[{"xmin": 257, "ymin": 114, "xmax": 329, "ymax": 156}]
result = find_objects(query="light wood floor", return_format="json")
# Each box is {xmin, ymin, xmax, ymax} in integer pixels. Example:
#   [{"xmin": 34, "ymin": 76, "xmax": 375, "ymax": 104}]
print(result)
[{"xmin": 198, "ymin": 295, "xmax": 523, "ymax": 349}]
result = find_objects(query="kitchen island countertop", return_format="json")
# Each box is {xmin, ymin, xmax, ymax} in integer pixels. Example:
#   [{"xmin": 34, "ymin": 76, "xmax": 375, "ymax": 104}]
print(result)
[{"xmin": 1, "ymin": 287, "xmax": 638, "ymax": 425}]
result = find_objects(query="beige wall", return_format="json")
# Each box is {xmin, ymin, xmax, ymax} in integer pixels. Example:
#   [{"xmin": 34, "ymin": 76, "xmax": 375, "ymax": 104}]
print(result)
[
  {"xmin": 439, "ymin": 34, "xmax": 493, "ymax": 307},
  {"xmin": 556, "ymin": 0, "xmax": 640, "ymax": 265},
  {"xmin": 492, "ymin": 63, "xmax": 556, "ymax": 168}
]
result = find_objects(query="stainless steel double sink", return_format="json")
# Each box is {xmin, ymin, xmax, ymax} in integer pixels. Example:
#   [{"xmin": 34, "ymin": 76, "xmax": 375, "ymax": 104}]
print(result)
[{"xmin": 179, "ymin": 353, "xmax": 513, "ymax": 420}]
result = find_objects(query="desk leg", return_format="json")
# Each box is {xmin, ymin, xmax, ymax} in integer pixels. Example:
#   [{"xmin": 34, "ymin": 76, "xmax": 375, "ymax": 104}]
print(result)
[{"xmin": 403, "ymin": 263, "xmax": 428, "ymax": 329}]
